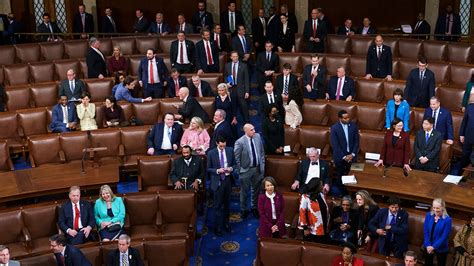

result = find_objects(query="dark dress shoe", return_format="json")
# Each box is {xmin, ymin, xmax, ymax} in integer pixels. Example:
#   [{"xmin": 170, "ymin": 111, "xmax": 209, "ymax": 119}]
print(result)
[
  {"xmin": 224, "ymin": 224, "xmax": 232, "ymax": 232},
  {"xmin": 252, "ymin": 209, "xmax": 260, "ymax": 218},
  {"xmin": 241, "ymin": 210, "xmax": 249, "ymax": 219}
]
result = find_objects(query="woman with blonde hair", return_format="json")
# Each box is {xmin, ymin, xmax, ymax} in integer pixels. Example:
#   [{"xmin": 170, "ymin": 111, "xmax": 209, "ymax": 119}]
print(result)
[
  {"xmin": 180, "ymin": 116, "xmax": 210, "ymax": 155},
  {"xmin": 94, "ymin": 185, "xmax": 125, "ymax": 241},
  {"xmin": 213, "ymin": 83, "xmax": 238, "ymax": 125},
  {"xmin": 354, "ymin": 190, "xmax": 379, "ymax": 248},
  {"xmin": 107, "ymin": 46, "xmax": 128, "ymax": 75},
  {"xmin": 423, "ymin": 198, "xmax": 452, "ymax": 266}
]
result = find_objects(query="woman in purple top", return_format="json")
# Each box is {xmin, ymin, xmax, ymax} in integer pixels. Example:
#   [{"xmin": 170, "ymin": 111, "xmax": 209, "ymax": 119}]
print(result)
[
  {"xmin": 107, "ymin": 46, "xmax": 128, "ymax": 76},
  {"xmin": 258, "ymin": 176, "xmax": 286, "ymax": 238}
]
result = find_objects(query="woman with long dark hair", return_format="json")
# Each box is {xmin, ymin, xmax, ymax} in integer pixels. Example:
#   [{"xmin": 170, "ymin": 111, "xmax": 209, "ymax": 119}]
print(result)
[{"xmin": 299, "ymin": 178, "xmax": 329, "ymax": 243}]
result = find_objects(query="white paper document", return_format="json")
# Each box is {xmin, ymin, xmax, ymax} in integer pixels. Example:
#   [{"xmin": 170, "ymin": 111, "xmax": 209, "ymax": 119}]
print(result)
[
  {"xmin": 342, "ymin": 175, "xmax": 357, "ymax": 185},
  {"xmin": 283, "ymin": 145, "xmax": 291, "ymax": 153},
  {"xmin": 365, "ymin": 152, "xmax": 380, "ymax": 161},
  {"xmin": 443, "ymin": 175, "xmax": 463, "ymax": 185},
  {"xmin": 401, "ymin": 25, "xmax": 412, "ymax": 33}
]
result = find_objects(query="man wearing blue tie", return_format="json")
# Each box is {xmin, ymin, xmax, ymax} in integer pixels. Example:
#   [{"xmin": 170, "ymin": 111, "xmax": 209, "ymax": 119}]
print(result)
[
  {"xmin": 423, "ymin": 96, "xmax": 454, "ymax": 144},
  {"xmin": 146, "ymin": 113, "xmax": 183, "ymax": 155},
  {"xmin": 414, "ymin": 117, "xmax": 442, "ymax": 172},
  {"xmin": 404, "ymin": 57, "xmax": 435, "ymax": 108},
  {"xmin": 231, "ymin": 25, "xmax": 251, "ymax": 63}
]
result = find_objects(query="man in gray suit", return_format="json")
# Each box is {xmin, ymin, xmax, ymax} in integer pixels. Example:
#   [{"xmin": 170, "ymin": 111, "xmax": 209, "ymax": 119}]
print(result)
[
  {"xmin": 234, "ymin": 123, "xmax": 265, "ymax": 219},
  {"xmin": 58, "ymin": 69, "xmax": 86, "ymax": 101},
  {"xmin": 0, "ymin": 245, "xmax": 20, "ymax": 266},
  {"xmin": 224, "ymin": 51, "xmax": 250, "ymax": 122}
]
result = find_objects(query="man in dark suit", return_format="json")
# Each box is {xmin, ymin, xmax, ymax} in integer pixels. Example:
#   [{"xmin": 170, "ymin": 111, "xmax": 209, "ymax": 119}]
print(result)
[
  {"xmin": 337, "ymin": 19, "xmax": 356, "ymax": 36},
  {"xmin": 256, "ymin": 41, "xmax": 279, "ymax": 93},
  {"xmin": 318, "ymin": 8, "xmax": 333, "ymax": 34},
  {"xmin": 224, "ymin": 51, "xmax": 250, "ymax": 122},
  {"xmin": 404, "ymin": 57, "xmax": 435, "ymax": 108},
  {"xmin": 435, "ymin": 5, "xmax": 461, "ymax": 42},
  {"xmin": 291, "ymin": 148, "xmax": 330, "ymax": 193},
  {"xmin": 330, "ymin": 110, "xmax": 360, "ymax": 191},
  {"xmin": 170, "ymin": 31, "xmax": 195, "ymax": 73},
  {"xmin": 174, "ymin": 87, "xmax": 210, "ymax": 123},
  {"xmin": 58, "ymin": 69, "xmax": 86, "ymax": 101},
  {"xmin": 58, "ymin": 186, "xmax": 94, "ymax": 245},
  {"xmin": 413, "ymin": 12, "xmax": 430, "ymax": 40},
  {"xmin": 138, "ymin": 48, "xmax": 169, "ymax": 98},
  {"xmin": 4, "ymin": 13, "xmax": 23, "ymax": 45},
  {"xmin": 423, "ymin": 96, "xmax": 454, "ymax": 144},
  {"xmin": 101, "ymin": 7, "xmax": 118, "ymax": 34},
  {"xmin": 73, "ymin": 4, "xmax": 94, "ymax": 38},
  {"xmin": 459, "ymin": 103, "xmax": 474, "ymax": 174},
  {"xmin": 212, "ymin": 24, "xmax": 230, "ymax": 52},
  {"xmin": 357, "ymin": 17, "xmax": 377, "ymax": 35},
  {"xmin": 195, "ymin": 29, "xmax": 219, "ymax": 73},
  {"xmin": 368, "ymin": 197, "xmax": 409, "ymax": 259},
  {"xmin": 210, "ymin": 109, "xmax": 234, "ymax": 150},
  {"xmin": 414, "ymin": 117, "xmax": 442, "ymax": 172},
  {"xmin": 265, "ymin": 7, "xmax": 279, "ymax": 49},
  {"xmin": 147, "ymin": 112, "xmax": 183, "ymax": 155},
  {"xmin": 170, "ymin": 145, "xmax": 205, "ymax": 190},
  {"xmin": 175, "ymin": 14, "xmax": 194, "ymax": 34},
  {"xmin": 207, "ymin": 136, "xmax": 236, "ymax": 236},
  {"xmin": 303, "ymin": 9, "xmax": 327, "ymax": 53},
  {"xmin": 50, "ymin": 234, "xmax": 91, "ymax": 266},
  {"xmin": 252, "ymin": 8, "xmax": 267, "ymax": 54},
  {"xmin": 192, "ymin": 1, "xmax": 214, "ymax": 33},
  {"xmin": 37, "ymin": 13, "xmax": 62, "ymax": 42},
  {"xmin": 280, "ymin": 4, "xmax": 298, "ymax": 33},
  {"xmin": 148, "ymin": 13, "xmax": 171, "ymax": 36},
  {"xmin": 326, "ymin": 67, "xmax": 355, "ymax": 101},
  {"xmin": 220, "ymin": 1, "xmax": 244, "ymax": 35},
  {"xmin": 275, "ymin": 63, "xmax": 298, "ymax": 97},
  {"xmin": 190, "ymin": 75, "xmax": 214, "ymax": 97},
  {"xmin": 86, "ymin": 37, "xmax": 107, "ymax": 79},
  {"xmin": 259, "ymin": 80, "xmax": 284, "ymax": 119},
  {"xmin": 166, "ymin": 68, "xmax": 187, "ymax": 98},
  {"xmin": 49, "ymin": 95, "xmax": 78, "ymax": 133},
  {"xmin": 231, "ymin": 25, "xmax": 252, "ymax": 63},
  {"xmin": 365, "ymin": 35, "xmax": 393, "ymax": 81},
  {"xmin": 106, "ymin": 234, "xmax": 144, "ymax": 266},
  {"xmin": 303, "ymin": 54, "xmax": 327, "ymax": 99},
  {"xmin": 133, "ymin": 9, "xmax": 149, "ymax": 33}
]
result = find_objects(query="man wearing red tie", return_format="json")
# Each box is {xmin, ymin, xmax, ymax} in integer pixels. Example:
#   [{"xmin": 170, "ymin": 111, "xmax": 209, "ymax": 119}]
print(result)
[
  {"xmin": 212, "ymin": 24, "xmax": 229, "ymax": 52},
  {"xmin": 196, "ymin": 29, "xmax": 220, "ymax": 74},
  {"xmin": 170, "ymin": 31, "xmax": 196, "ymax": 74},
  {"xmin": 303, "ymin": 9, "xmax": 327, "ymax": 53},
  {"xmin": 58, "ymin": 186, "xmax": 95, "ymax": 245},
  {"xmin": 138, "ymin": 48, "xmax": 169, "ymax": 98}
]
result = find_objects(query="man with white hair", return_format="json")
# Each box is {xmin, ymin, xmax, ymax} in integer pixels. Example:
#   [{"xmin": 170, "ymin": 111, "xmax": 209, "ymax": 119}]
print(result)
[
  {"xmin": 106, "ymin": 234, "xmax": 144, "ymax": 266},
  {"xmin": 174, "ymin": 87, "xmax": 210, "ymax": 123},
  {"xmin": 86, "ymin": 37, "xmax": 107, "ymax": 79},
  {"xmin": 291, "ymin": 147, "xmax": 330, "ymax": 193}
]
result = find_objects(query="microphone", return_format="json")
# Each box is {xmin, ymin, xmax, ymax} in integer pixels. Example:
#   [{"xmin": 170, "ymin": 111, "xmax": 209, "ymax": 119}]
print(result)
[{"xmin": 382, "ymin": 164, "xmax": 394, "ymax": 178}]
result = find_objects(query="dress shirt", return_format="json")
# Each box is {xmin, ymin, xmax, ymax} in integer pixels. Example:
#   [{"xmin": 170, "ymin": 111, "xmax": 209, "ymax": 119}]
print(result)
[
  {"xmin": 184, "ymin": 157, "xmax": 192, "ymax": 166},
  {"xmin": 161, "ymin": 125, "xmax": 173, "ymax": 150},
  {"xmin": 217, "ymin": 147, "xmax": 231, "ymax": 176},
  {"xmin": 62, "ymin": 105, "xmax": 68, "ymax": 124},
  {"xmin": 266, "ymin": 52, "xmax": 271, "ymax": 62},
  {"xmin": 341, "ymin": 123, "xmax": 350, "ymax": 154},
  {"xmin": 214, "ymin": 120, "xmax": 223, "ymax": 130},
  {"xmin": 232, "ymin": 62, "xmax": 239, "ymax": 84},
  {"xmin": 305, "ymin": 160, "xmax": 320, "ymax": 184},
  {"xmin": 177, "ymin": 41, "xmax": 190, "ymax": 64},
  {"xmin": 205, "ymin": 40, "xmax": 213, "ymax": 64},
  {"xmin": 148, "ymin": 58, "xmax": 160, "ymax": 84},
  {"xmin": 239, "ymin": 35, "xmax": 247, "ymax": 53},
  {"xmin": 267, "ymin": 92, "xmax": 275, "ymax": 104},
  {"xmin": 414, "ymin": 21, "xmax": 422, "ymax": 31},
  {"xmin": 229, "ymin": 11, "xmax": 235, "ymax": 31},
  {"xmin": 386, "ymin": 212, "xmax": 398, "ymax": 225},
  {"xmin": 282, "ymin": 23, "xmax": 288, "ymax": 35},
  {"xmin": 260, "ymin": 17, "xmax": 266, "ymax": 36},
  {"xmin": 362, "ymin": 27, "xmax": 369, "ymax": 35},
  {"xmin": 91, "ymin": 47, "xmax": 105, "ymax": 61},
  {"xmin": 266, "ymin": 192, "xmax": 277, "ymax": 219}
]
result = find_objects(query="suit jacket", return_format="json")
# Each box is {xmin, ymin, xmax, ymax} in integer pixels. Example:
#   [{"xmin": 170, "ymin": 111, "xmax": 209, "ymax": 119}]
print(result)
[
  {"xmin": 133, "ymin": 17, "xmax": 149, "ymax": 33},
  {"xmin": 106, "ymin": 247, "xmax": 144, "ymax": 266},
  {"xmin": 147, "ymin": 122, "xmax": 184, "ymax": 153},
  {"xmin": 266, "ymin": 15, "xmax": 279, "ymax": 46},
  {"xmin": 282, "ymin": 12, "xmax": 298, "ymax": 33},
  {"xmin": 223, "ymin": 62, "xmax": 249, "ymax": 98},
  {"xmin": 366, "ymin": 44, "xmax": 392, "ymax": 78},
  {"xmin": 102, "ymin": 15, "xmax": 117, "ymax": 33},
  {"xmin": 357, "ymin": 26, "xmax": 377, "ymax": 35},
  {"xmin": 207, "ymin": 146, "xmax": 236, "ymax": 191},
  {"xmin": 212, "ymin": 32, "xmax": 229, "ymax": 52},
  {"xmin": 73, "ymin": 12, "xmax": 94, "ymax": 33},
  {"xmin": 220, "ymin": 10, "xmax": 244, "ymax": 34},
  {"xmin": 49, "ymin": 103, "xmax": 79, "ymax": 132},
  {"xmin": 368, "ymin": 208, "xmax": 409, "ymax": 258},
  {"xmin": 56, "ymin": 245, "xmax": 91, "ymax": 266},
  {"xmin": 380, "ymin": 130, "xmax": 411, "ymax": 167},
  {"xmin": 303, "ymin": 19, "xmax": 327, "ymax": 52},
  {"xmin": 37, "ymin": 22, "xmax": 61, "ymax": 42},
  {"xmin": 303, "ymin": 64, "xmax": 327, "ymax": 99},
  {"xmin": 330, "ymin": 122, "xmax": 360, "ymax": 163},
  {"xmin": 256, "ymin": 51, "xmax": 279, "ymax": 88},
  {"xmin": 330, "ymin": 206, "xmax": 359, "ymax": 237},
  {"xmin": 170, "ymin": 40, "xmax": 195, "ymax": 66},
  {"xmin": 337, "ymin": 25, "xmax": 356, "ymax": 35},
  {"xmin": 295, "ymin": 159, "xmax": 330, "ymax": 185},
  {"xmin": 413, "ymin": 20, "xmax": 431, "ymax": 39},
  {"xmin": 404, "ymin": 68, "xmax": 435, "ymax": 108},
  {"xmin": 166, "ymin": 76, "xmax": 188, "ymax": 98},
  {"xmin": 175, "ymin": 23, "xmax": 194, "ymax": 34},
  {"xmin": 234, "ymin": 133, "xmax": 265, "ymax": 174},
  {"xmin": 251, "ymin": 16, "xmax": 266, "ymax": 48},
  {"xmin": 327, "ymin": 76, "xmax": 355, "ymax": 100},
  {"xmin": 460, "ymin": 104, "xmax": 474, "ymax": 144},
  {"xmin": 169, "ymin": 155, "xmax": 205, "ymax": 184},
  {"xmin": 259, "ymin": 92, "xmax": 284, "ymax": 116},
  {"xmin": 192, "ymin": 11, "xmax": 214, "ymax": 32},
  {"xmin": 138, "ymin": 56, "xmax": 169, "ymax": 90},
  {"xmin": 190, "ymin": 80, "xmax": 214, "ymax": 97},
  {"xmin": 275, "ymin": 74, "xmax": 298, "ymax": 96},
  {"xmin": 148, "ymin": 22, "xmax": 171, "ymax": 34},
  {"xmin": 277, "ymin": 23, "xmax": 296, "ymax": 52},
  {"xmin": 178, "ymin": 96, "xmax": 210, "ymax": 123},
  {"xmin": 58, "ymin": 200, "xmax": 95, "ymax": 234},
  {"xmin": 258, "ymin": 192, "xmax": 287, "ymax": 238},
  {"xmin": 195, "ymin": 39, "xmax": 219, "ymax": 72},
  {"xmin": 423, "ymin": 107, "xmax": 453, "ymax": 141},
  {"xmin": 59, "ymin": 79, "xmax": 86, "ymax": 100},
  {"xmin": 210, "ymin": 121, "xmax": 234, "ymax": 150},
  {"xmin": 423, "ymin": 212, "xmax": 452, "ymax": 253},
  {"xmin": 434, "ymin": 12, "xmax": 461, "ymax": 41},
  {"xmin": 231, "ymin": 35, "xmax": 252, "ymax": 59},
  {"xmin": 414, "ymin": 129, "xmax": 442, "ymax": 171},
  {"xmin": 86, "ymin": 48, "xmax": 107, "ymax": 78}
]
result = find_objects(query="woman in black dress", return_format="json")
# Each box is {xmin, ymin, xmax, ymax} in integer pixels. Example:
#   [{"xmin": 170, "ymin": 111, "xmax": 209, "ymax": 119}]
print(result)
[
  {"xmin": 214, "ymin": 83, "xmax": 238, "ymax": 125},
  {"xmin": 262, "ymin": 104, "xmax": 285, "ymax": 155},
  {"xmin": 102, "ymin": 96, "xmax": 127, "ymax": 127},
  {"xmin": 277, "ymin": 14, "xmax": 295, "ymax": 53}
]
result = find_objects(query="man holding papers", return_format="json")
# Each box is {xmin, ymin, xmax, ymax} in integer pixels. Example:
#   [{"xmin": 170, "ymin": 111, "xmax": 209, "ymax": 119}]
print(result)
[{"xmin": 414, "ymin": 117, "xmax": 442, "ymax": 172}]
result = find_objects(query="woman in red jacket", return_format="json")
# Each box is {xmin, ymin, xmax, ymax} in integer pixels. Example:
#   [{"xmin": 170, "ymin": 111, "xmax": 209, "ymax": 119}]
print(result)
[
  {"xmin": 374, "ymin": 117, "xmax": 412, "ymax": 173},
  {"xmin": 257, "ymin": 176, "xmax": 286, "ymax": 238},
  {"xmin": 332, "ymin": 242, "xmax": 365, "ymax": 266}
]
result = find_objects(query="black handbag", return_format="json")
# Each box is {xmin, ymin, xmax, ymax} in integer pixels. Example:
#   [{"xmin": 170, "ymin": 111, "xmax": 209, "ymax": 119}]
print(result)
[{"xmin": 106, "ymin": 222, "xmax": 121, "ymax": 232}]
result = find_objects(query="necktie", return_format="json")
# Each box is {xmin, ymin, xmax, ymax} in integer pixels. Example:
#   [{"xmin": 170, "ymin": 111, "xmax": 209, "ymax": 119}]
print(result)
[
  {"xmin": 241, "ymin": 36, "xmax": 247, "ymax": 53},
  {"xmin": 343, "ymin": 124, "xmax": 350, "ymax": 152},
  {"xmin": 311, "ymin": 161, "xmax": 318, "ymax": 165},
  {"xmin": 110, "ymin": 17, "xmax": 116, "ymax": 32},
  {"xmin": 70, "ymin": 81, "xmax": 74, "ymax": 93},
  {"xmin": 377, "ymin": 47, "xmax": 381, "ymax": 59},
  {"xmin": 388, "ymin": 214, "xmax": 396, "ymax": 241},
  {"xmin": 268, "ymin": 94, "xmax": 273, "ymax": 104},
  {"xmin": 149, "ymin": 60, "xmax": 154, "ymax": 84},
  {"xmin": 433, "ymin": 110, "xmax": 438, "ymax": 129},
  {"xmin": 230, "ymin": 12, "xmax": 235, "ymax": 32},
  {"xmin": 179, "ymin": 42, "xmax": 184, "ymax": 64},
  {"xmin": 73, "ymin": 203, "xmax": 80, "ymax": 230},
  {"xmin": 232, "ymin": 63, "xmax": 237, "ymax": 85},
  {"xmin": 284, "ymin": 77, "xmax": 289, "ymax": 95},
  {"xmin": 266, "ymin": 53, "xmax": 271, "ymax": 63},
  {"xmin": 420, "ymin": 70, "xmax": 424, "ymax": 82},
  {"xmin": 261, "ymin": 18, "xmax": 266, "ymax": 36},
  {"xmin": 122, "ymin": 253, "xmax": 127, "ymax": 266},
  {"xmin": 168, "ymin": 128, "xmax": 172, "ymax": 141},
  {"xmin": 415, "ymin": 21, "xmax": 421, "ymax": 31},
  {"xmin": 313, "ymin": 20, "xmax": 317, "ymax": 37},
  {"xmin": 336, "ymin": 78, "xmax": 343, "ymax": 100},
  {"xmin": 250, "ymin": 137, "xmax": 257, "ymax": 167},
  {"xmin": 219, "ymin": 149, "xmax": 226, "ymax": 180},
  {"xmin": 61, "ymin": 254, "xmax": 66, "ymax": 266},
  {"xmin": 48, "ymin": 24, "xmax": 55, "ymax": 39},
  {"xmin": 158, "ymin": 23, "xmax": 161, "ymax": 34},
  {"xmin": 425, "ymin": 132, "xmax": 430, "ymax": 143},
  {"xmin": 215, "ymin": 34, "xmax": 220, "ymax": 49},
  {"xmin": 175, "ymin": 80, "xmax": 179, "ymax": 96},
  {"xmin": 81, "ymin": 14, "xmax": 85, "ymax": 32},
  {"xmin": 206, "ymin": 41, "xmax": 214, "ymax": 65}
]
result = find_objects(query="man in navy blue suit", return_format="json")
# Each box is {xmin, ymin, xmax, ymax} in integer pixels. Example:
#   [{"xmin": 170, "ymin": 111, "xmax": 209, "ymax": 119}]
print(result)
[
  {"xmin": 148, "ymin": 13, "xmax": 171, "ymax": 36},
  {"xmin": 195, "ymin": 29, "xmax": 219, "ymax": 73},
  {"xmin": 423, "ymin": 96, "xmax": 454, "ymax": 144},
  {"xmin": 207, "ymin": 136, "xmax": 236, "ymax": 236},
  {"xmin": 210, "ymin": 109, "xmax": 234, "ymax": 150},
  {"xmin": 166, "ymin": 68, "xmax": 187, "ymax": 98},
  {"xmin": 231, "ymin": 25, "xmax": 252, "ymax": 64},
  {"xmin": 404, "ymin": 57, "xmax": 435, "ymax": 108},
  {"xmin": 101, "ymin": 7, "xmax": 118, "ymax": 34},
  {"xmin": 147, "ymin": 113, "xmax": 183, "ymax": 155},
  {"xmin": 459, "ymin": 103, "xmax": 474, "ymax": 173},
  {"xmin": 138, "ymin": 48, "xmax": 169, "ymax": 98},
  {"xmin": 49, "ymin": 95, "xmax": 78, "ymax": 133},
  {"xmin": 50, "ymin": 234, "xmax": 91, "ymax": 266},
  {"xmin": 190, "ymin": 75, "xmax": 214, "ymax": 97},
  {"xmin": 303, "ymin": 54, "xmax": 327, "ymax": 99},
  {"xmin": 192, "ymin": 1, "xmax": 214, "ymax": 33},
  {"xmin": 365, "ymin": 35, "xmax": 393, "ymax": 81},
  {"xmin": 58, "ymin": 186, "xmax": 95, "ymax": 245},
  {"xmin": 72, "ymin": 4, "xmax": 94, "ymax": 39},
  {"xmin": 326, "ymin": 67, "xmax": 355, "ymax": 101},
  {"xmin": 330, "ymin": 110, "xmax": 360, "ymax": 184},
  {"xmin": 170, "ymin": 31, "xmax": 196, "ymax": 73},
  {"xmin": 369, "ymin": 197, "xmax": 409, "ymax": 259}
]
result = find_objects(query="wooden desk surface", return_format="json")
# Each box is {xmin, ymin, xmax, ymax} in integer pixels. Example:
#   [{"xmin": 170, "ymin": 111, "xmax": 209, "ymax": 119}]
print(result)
[
  {"xmin": 347, "ymin": 163, "xmax": 474, "ymax": 213},
  {"xmin": 0, "ymin": 161, "xmax": 119, "ymax": 203}
]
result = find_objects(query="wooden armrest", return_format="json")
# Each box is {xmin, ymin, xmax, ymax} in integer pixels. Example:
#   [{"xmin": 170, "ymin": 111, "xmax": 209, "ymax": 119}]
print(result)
[{"xmin": 322, "ymin": 144, "xmax": 330, "ymax": 157}]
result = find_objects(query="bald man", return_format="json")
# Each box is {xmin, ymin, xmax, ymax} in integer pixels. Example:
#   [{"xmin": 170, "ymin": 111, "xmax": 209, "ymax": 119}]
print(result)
[
  {"xmin": 365, "ymin": 35, "xmax": 393, "ymax": 81},
  {"xmin": 174, "ymin": 87, "xmax": 210, "ymax": 123}
]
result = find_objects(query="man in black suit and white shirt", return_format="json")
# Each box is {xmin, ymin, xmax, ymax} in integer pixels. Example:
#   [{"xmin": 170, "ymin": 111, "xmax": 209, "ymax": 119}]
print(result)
[
  {"xmin": 192, "ymin": 1, "xmax": 214, "ymax": 33},
  {"xmin": 212, "ymin": 24, "xmax": 229, "ymax": 52},
  {"xmin": 102, "ymin": 7, "xmax": 118, "ymax": 34},
  {"xmin": 195, "ymin": 29, "xmax": 219, "ymax": 74},
  {"xmin": 174, "ymin": 87, "xmax": 210, "ymax": 123},
  {"xmin": 224, "ymin": 51, "xmax": 250, "ymax": 122},
  {"xmin": 170, "ymin": 145, "xmax": 205, "ymax": 190},
  {"xmin": 252, "ymin": 8, "xmax": 267, "ymax": 54},
  {"xmin": 73, "ymin": 4, "xmax": 94, "ymax": 39},
  {"xmin": 231, "ymin": 25, "xmax": 252, "ymax": 63},
  {"xmin": 259, "ymin": 80, "xmax": 284, "ymax": 118},
  {"xmin": 256, "ymin": 41, "xmax": 279, "ymax": 93},
  {"xmin": 365, "ymin": 35, "xmax": 393, "ymax": 81},
  {"xmin": 413, "ymin": 12, "xmax": 430, "ymax": 40},
  {"xmin": 210, "ymin": 109, "xmax": 234, "ymax": 150},
  {"xmin": 220, "ymin": 1, "xmax": 244, "ymax": 35},
  {"xmin": 37, "ymin": 13, "xmax": 61, "ymax": 42},
  {"xmin": 58, "ymin": 69, "xmax": 86, "ymax": 101},
  {"xmin": 275, "ymin": 63, "xmax": 299, "ymax": 97},
  {"xmin": 190, "ymin": 75, "xmax": 214, "ymax": 97},
  {"xmin": 106, "ymin": 234, "xmax": 144, "ymax": 266},
  {"xmin": 133, "ymin": 9, "xmax": 149, "ymax": 33},
  {"xmin": 291, "ymin": 148, "xmax": 330, "ymax": 193},
  {"xmin": 266, "ymin": 7, "xmax": 279, "ymax": 49},
  {"xmin": 326, "ymin": 67, "xmax": 355, "ymax": 101},
  {"xmin": 170, "ymin": 31, "xmax": 195, "ymax": 73},
  {"xmin": 404, "ymin": 57, "xmax": 435, "ymax": 108},
  {"xmin": 58, "ymin": 186, "xmax": 95, "ymax": 245},
  {"xmin": 303, "ymin": 9, "xmax": 327, "ymax": 53},
  {"xmin": 302, "ymin": 54, "xmax": 327, "ymax": 99},
  {"xmin": 86, "ymin": 37, "xmax": 107, "ymax": 79},
  {"xmin": 337, "ymin": 19, "xmax": 355, "ymax": 36}
]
